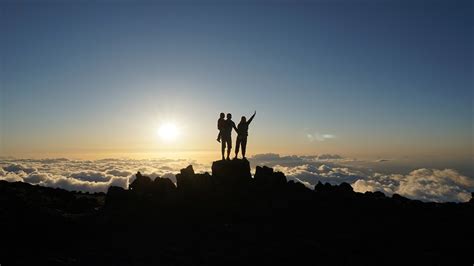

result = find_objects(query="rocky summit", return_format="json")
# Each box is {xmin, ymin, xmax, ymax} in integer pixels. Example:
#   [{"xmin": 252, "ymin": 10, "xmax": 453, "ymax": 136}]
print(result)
[{"xmin": 1, "ymin": 159, "xmax": 473, "ymax": 265}]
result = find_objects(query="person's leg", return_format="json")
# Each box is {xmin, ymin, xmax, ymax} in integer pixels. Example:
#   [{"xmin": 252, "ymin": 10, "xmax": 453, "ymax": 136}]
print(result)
[
  {"xmin": 226, "ymin": 138, "xmax": 232, "ymax": 160},
  {"xmin": 242, "ymin": 137, "xmax": 247, "ymax": 158},
  {"xmin": 221, "ymin": 138, "xmax": 226, "ymax": 160},
  {"xmin": 235, "ymin": 137, "xmax": 241, "ymax": 158}
]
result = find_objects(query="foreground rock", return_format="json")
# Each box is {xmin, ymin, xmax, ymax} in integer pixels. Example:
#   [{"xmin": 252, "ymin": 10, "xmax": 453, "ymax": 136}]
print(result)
[
  {"xmin": 1, "ymin": 159, "xmax": 473, "ymax": 265},
  {"xmin": 212, "ymin": 159, "xmax": 252, "ymax": 186}
]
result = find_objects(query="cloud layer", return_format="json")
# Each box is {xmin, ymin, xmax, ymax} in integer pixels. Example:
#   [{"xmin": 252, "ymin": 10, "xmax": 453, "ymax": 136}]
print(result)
[
  {"xmin": 249, "ymin": 153, "xmax": 473, "ymax": 203},
  {"xmin": 0, "ymin": 158, "xmax": 206, "ymax": 193},
  {"xmin": 1, "ymin": 155, "xmax": 473, "ymax": 202}
]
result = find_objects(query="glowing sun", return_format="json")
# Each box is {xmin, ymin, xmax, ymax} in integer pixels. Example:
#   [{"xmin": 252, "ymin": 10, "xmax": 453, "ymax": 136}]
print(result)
[{"xmin": 157, "ymin": 123, "xmax": 179, "ymax": 141}]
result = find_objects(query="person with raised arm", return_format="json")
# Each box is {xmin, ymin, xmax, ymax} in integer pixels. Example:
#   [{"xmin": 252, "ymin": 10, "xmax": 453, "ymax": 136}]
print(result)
[{"xmin": 235, "ymin": 111, "xmax": 256, "ymax": 160}]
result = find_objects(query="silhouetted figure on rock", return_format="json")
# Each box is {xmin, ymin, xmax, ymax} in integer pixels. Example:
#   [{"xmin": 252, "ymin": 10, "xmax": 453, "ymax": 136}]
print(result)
[
  {"xmin": 216, "ymin": 112, "xmax": 225, "ymax": 143},
  {"xmin": 221, "ymin": 113, "xmax": 237, "ymax": 160},
  {"xmin": 235, "ymin": 110, "xmax": 256, "ymax": 159}
]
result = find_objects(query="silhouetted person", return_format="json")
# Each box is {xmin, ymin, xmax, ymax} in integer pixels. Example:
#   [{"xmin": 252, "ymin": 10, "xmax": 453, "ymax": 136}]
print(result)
[
  {"xmin": 235, "ymin": 111, "xmax": 256, "ymax": 159},
  {"xmin": 216, "ymin": 112, "xmax": 225, "ymax": 143},
  {"xmin": 221, "ymin": 113, "xmax": 237, "ymax": 160}
]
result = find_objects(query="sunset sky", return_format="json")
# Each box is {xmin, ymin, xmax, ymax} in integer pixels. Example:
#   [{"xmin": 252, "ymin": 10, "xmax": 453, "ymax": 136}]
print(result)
[{"xmin": 1, "ymin": 1, "xmax": 472, "ymax": 168}]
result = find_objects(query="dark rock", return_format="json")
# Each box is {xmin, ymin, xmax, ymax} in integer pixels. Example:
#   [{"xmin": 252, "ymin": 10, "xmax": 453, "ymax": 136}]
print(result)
[
  {"xmin": 373, "ymin": 191, "xmax": 386, "ymax": 198},
  {"xmin": 176, "ymin": 165, "xmax": 215, "ymax": 195},
  {"xmin": 153, "ymin": 177, "xmax": 176, "ymax": 191},
  {"xmin": 129, "ymin": 171, "xmax": 152, "ymax": 193},
  {"xmin": 392, "ymin": 193, "xmax": 410, "ymax": 202},
  {"xmin": 180, "ymin": 165, "xmax": 195, "ymax": 176},
  {"xmin": 337, "ymin": 182, "xmax": 354, "ymax": 194},
  {"xmin": 150, "ymin": 177, "xmax": 176, "ymax": 198},
  {"xmin": 104, "ymin": 186, "xmax": 129, "ymax": 210},
  {"xmin": 1, "ymin": 162, "xmax": 474, "ymax": 265},
  {"xmin": 176, "ymin": 165, "xmax": 196, "ymax": 191},
  {"xmin": 254, "ymin": 166, "xmax": 286, "ymax": 187},
  {"xmin": 211, "ymin": 159, "xmax": 251, "ymax": 186},
  {"xmin": 364, "ymin": 191, "xmax": 386, "ymax": 199},
  {"xmin": 287, "ymin": 180, "xmax": 312, "ymax": 197},
  {"xmin": 255, "ymin": 165, "xmax": 274, "ymax": 178},
  {"xmin": 314, "ymin": 181, "xmax": 325, "ymax": 193}
]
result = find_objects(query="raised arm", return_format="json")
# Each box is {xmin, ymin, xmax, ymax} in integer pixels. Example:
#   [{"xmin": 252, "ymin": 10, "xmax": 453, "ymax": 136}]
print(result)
[{"xmin": 247, "ymin": 111, "xmax": 256, "ymax": 125}]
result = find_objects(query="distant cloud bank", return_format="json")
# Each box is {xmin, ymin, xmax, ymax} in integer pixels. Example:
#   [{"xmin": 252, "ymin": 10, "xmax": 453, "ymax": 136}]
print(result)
[
  {"xmin": 306, "ymin": 133, "xmax": 336, "ymax": 142},
  {"xmin": 249, "ymin": 153, "xmax": 473, "ymax": 203},
  {"xmin": 1, "ymin": 155, "xmax": 473, "ymax": 202},
  {"xmin": 0, "ymin": 158, "xmax": 205, "ymax": 193}
]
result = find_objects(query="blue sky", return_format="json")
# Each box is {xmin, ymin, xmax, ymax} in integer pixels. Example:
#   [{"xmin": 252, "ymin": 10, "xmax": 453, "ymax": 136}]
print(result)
[{"xmin": 0, "ymin": 0, "xmax": 472, "ymax": 166}]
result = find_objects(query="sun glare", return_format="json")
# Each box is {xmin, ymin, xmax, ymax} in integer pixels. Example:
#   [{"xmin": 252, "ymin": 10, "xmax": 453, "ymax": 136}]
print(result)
[{"xmin": 158, "ymin": 123, "xmax": 179, "ymax": 141}]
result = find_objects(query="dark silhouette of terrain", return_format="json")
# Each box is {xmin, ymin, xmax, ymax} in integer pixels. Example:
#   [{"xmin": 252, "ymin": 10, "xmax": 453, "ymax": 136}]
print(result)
[{"xmin": 1, "ymin": 159, "xmax": 473, "ymax": 265}]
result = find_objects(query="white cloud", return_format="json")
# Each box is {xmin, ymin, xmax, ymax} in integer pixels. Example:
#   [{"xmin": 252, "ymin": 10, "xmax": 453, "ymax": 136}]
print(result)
[
  {"xmin": 3, "ymin": 163, "xmax": 37, "ymax": 174},
  {"xmin": 0, "ymin": 168, "xmax": 25, "ymax": 182},
  {"xmin": 395, "ymin": 169, "xmax": 473, "ymax": 202},
  {"xmin": 70, "ymin": 171, "xmax": 112, "ymax": 182},
  {"xmin": 274, "ymin": 164, "xmax": 364, "ymax": 185},
  {"xmin": 23, "ymin": 172, "xmax": 50, "ymax": 184},
  {"xmin": 37, "ymin": 174, "xmax": 129, "ymax": 193},
  {"xmin": 307, "ymin": 133, "xmax": 336, "ymax": 142},
  {"xmin": 318, "ymin": 164, "xmax": 331, "ymax": 172},
  {"xmin": 251, "ymin": 153, "xmax": 473, "ymax": 202},
  {"xmin": 106, "ymin": 169, "xmax": 134, "ymax": 177},
  {"xmin": 352, "ymin": 169, "xmax": 474, "ymax": 202},
  {"xmin": 0, "ymin": 156, "xmax": 472, "ymax": 202},
  {"xmin": 314, "ymin": 154, "xmax": 343, "ymax": 160},
  {"xmin": 250, "ymin": 153, "xmax": 345, "ymax": 168},
  {"xmin": 0, "ymin": 158, "xmax": 191, "ymax": 193}
]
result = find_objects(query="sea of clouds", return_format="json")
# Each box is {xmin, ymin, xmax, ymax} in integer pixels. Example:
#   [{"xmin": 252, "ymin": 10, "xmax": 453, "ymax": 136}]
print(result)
[
  {"xmin": 250, "ymin": 153, "xmax": 474, "ymax": 203},
  {"xmin": 0, "ymin": 158, "xmax": 206, "ymax": 194},
  {"xmin": 1, "ymin": 154, "xmax": 473, "ymax": 202}
]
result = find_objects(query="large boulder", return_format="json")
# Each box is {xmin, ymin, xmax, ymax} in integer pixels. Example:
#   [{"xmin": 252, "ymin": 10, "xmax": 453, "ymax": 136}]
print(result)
[
  {"xmin": 176, "ymin": 165, "xmax": 196, "ymax": 190},
  {"xmin": 392, "ymin": 193, "xmax": 410, "ymax": 203},
  {"xmin": 337, "ymin": 182, "xmax": 354, "ymax": 194},
  {"xmin": 105, "ymin": 186, "xmax": 130, "ymax": 210},
  {"xmin": 129, "ymin": 171, "xmax": 152, "ymax": 193},
  {"xmin": 176, "ymin": 165, "xmax": 214, "ymax": 194},
  {"xmin": 211, "ymin": 159, "xmax": 252, "ymax": 186},
  {"xmin": 314, "ymin": 181, "xmax": 333, "ymax": 194},
  {"xmin": 254, "ymin": 166, "xmax": 286, "ymax": 188},
  {"xmin": 151, "ymin": 177, "xmax": 176, "ymax": 197},
  {"xmin": 364, "ymin": 191, "xmax": 386, "ymax": 199}
]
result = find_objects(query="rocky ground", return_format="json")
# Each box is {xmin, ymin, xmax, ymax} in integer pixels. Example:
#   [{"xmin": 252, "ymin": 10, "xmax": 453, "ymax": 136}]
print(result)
[{"xmin": 1, "ymin": 159, "xmax": 473, "ymax": 265}]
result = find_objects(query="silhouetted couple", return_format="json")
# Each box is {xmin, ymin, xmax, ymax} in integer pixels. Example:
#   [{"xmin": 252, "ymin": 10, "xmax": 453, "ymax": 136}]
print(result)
[{"xmin": 217, "ymin": 111, "xmax": 256, "ymax": 160}]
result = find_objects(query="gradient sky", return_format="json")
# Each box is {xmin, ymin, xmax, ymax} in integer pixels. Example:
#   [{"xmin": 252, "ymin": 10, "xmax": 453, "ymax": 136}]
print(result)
[{"xmin": 0, "ymin": 0, "xmax": 472, "ymax": 163}]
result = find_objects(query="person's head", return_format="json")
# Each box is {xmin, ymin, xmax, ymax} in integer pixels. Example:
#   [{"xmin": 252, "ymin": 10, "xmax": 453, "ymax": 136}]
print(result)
[
  {"xmin": 226, "ymin": 113, "xmax": 232, "ymax": 119},
  {"xmin": 220, "ymin": 112, "xmax": 225, "ymax": 119},
  {"xmin": 241, "ymin": 116, "xmax": 246, "ymax": 123}
]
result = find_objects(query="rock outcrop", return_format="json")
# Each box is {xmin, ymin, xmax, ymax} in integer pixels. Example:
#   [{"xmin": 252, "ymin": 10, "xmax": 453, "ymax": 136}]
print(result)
[
  {"xmin": 254, "ymin": 165, "xmax": 286, "ymax": 188},
  {"xmin": 1, "ymin": 159, "xmax": 473, "ymax": 265},
  {"xmin": 176, "ymin": 165, "xmax": 213, "ymax": 194},
  {"xmin": 211, "ymin": 159, "xmax": 251, "ymax": 186}
]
